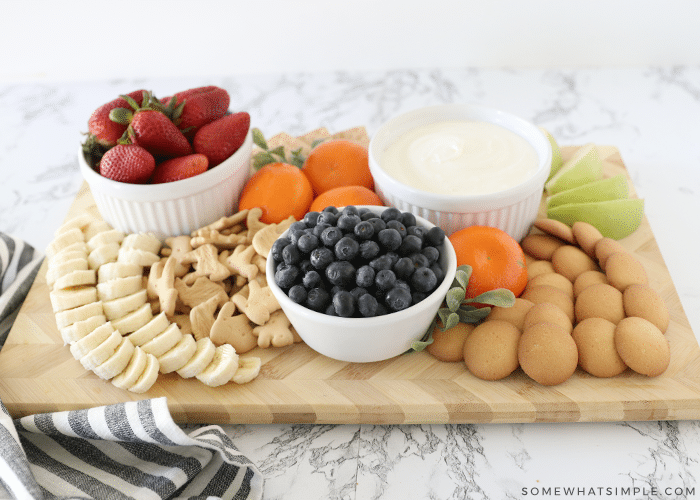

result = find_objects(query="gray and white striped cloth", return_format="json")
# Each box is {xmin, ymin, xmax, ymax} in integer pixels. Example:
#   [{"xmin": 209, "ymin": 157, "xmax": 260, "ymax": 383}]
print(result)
[{"xmin": 0, "ymin": 233, "xmax": 263, "ymax": 500}]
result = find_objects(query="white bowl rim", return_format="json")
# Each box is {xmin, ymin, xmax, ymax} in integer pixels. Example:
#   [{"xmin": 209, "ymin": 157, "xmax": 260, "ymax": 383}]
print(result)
[
  {"xmin": 266, "ymin": 205, "xmax": 458, "ymax": 328},
  {"xmin": 78, "ymin": 128, "xmax": 253, "ymax": 202},
  {"xmin": 368, "ymin": 103, "xmax": 551, "ymax": 212}
]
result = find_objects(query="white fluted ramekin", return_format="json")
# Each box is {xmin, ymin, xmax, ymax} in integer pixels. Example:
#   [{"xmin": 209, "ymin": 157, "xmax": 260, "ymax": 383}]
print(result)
[
  {"xmin": 78, "ymin": 129, "xmax": 252, "ymax": 240},
  {"xmin": 267, "ymin": 206, "xmax": 458, "ymax": 363},
  {"xmin": 368, "ymin": 104, "xmax": 551, "ymax": 242}
]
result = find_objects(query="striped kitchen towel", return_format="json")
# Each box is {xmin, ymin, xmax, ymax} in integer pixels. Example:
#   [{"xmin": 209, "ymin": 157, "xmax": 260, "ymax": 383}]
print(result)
[{"xmin": 0, "ymin": 232, "xmax": 264, "ymax": 499}]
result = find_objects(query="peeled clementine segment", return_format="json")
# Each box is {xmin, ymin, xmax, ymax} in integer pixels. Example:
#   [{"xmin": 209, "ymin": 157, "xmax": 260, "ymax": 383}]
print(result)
[
  {"xmin": 541, "ymin": 128, "xmax": 564, "ymax": 182},
  {"xmin": 547, "ymin": 198, "xmax": 644, "ymax": 240},
  {"xmin": 546, "ymin": 174, "xmax": 629, "ymax": 208},
  {"xmin": 545, "ymin": 143, "xmax": 603, "ymax": 195}
]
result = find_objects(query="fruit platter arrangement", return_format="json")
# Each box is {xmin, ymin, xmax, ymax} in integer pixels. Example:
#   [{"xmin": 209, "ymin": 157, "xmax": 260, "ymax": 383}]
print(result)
[{"xmin": 1, "ymin": 85, "xmax": 699, "ymax": 425}]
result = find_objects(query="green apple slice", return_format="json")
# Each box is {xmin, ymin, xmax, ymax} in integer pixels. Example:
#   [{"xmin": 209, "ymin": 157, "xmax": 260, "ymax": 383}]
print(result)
[
  {"xmin": 547, "ymin": 198, "xmax": 644, "ymax": 240},
  {"xmin": 540, "ymin": 128, "xmax": 564, "ymax": 181},
  {"xmin": 545, "ymin": 143, "xmax": 603, "ymax": 195},
  {"xmin": 546, "ymin": 174, "xmax": 629, "ymax": 209}
]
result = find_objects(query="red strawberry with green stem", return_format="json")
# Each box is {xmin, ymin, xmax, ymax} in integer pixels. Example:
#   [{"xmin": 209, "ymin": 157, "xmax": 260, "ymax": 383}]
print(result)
[
  {"xmin": 193, "ymin": 111, "xmax": 250, "ymax": 167},
  {"xmin": 151, "ymin": 154, "xmax": 209, "ymax": 184},
  {"xmin": 160, "ymin": 86, "xmax": 230, "ymax": 139},
  {"xmin": 99, "ymin": 144, "xmax": 156, "ymax": 184},
  {"xmin": 87, "ymin": 89, "xmax": 147, "ymax": 147}
]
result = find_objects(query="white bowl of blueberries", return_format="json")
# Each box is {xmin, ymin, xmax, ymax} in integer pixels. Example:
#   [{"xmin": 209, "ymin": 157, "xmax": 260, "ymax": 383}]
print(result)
[{"xmin": 266, "ymin": 205, "xmax": 457, "ymax": 363}]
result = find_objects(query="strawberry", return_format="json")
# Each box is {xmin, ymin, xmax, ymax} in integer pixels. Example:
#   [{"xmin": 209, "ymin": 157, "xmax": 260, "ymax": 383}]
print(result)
[
  {"xmin": 87, "ymin": 89, "xmax": 146, "ymax": 147},
  {"xmin": 160, "ymin": 86, "xmax": 230, "ymax": 138},
  {"xmin": 193, "ymin": 111, "xmax": 250, "ymax": 167},
  {"xmin": 151, "ymin": 154, "xmax": 209, "ymax": 183},
  {"xmin": 127, "ymin": 109, "xmax": 193, "ymax": 159},
  {"xmin": 99, "ymin": 144, "xmax": 156, "ymax": 184}
]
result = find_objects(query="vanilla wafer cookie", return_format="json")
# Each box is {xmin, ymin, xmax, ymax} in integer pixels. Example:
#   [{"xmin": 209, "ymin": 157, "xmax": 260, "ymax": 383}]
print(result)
[
  {"xmin": 111, "ymin": 346, "xmax": 149, "ymax": 390},
  {"xmin": 140, "ymin": 323, "xmax": 183, "ymax": 358},
  {"xmin": 98, "ymin": 262, "xmax": 143, "ymax": 283},
  {"xmin": 54, "ymin": 301, "xmax": 103, "ymax": 329},
  {"xmin": 128, "ymin": 353, "xmax": 159, "ymax": 393},
  {"xmin": 53, "ymin": 269, "xmax": 97, "ymax": 290},
  {"xmin": 60, "ymin": 314, "xmax": 107, "ymax": 345},
  {"xmin": 92, "ymin": 337, "xmax": 135, "ymax": 380},
  {"xmin": 157, "ymin": 333, "xmax": 197, "ymax": 374},
  {"xmin": 69, "ymin": 322, "xmax": 115, "ymax": 360},
  {"xmin": 196, "ymin": 344, "xmax": 239, "ymax": 387},
  {"xmin": 80, "ymin": 329, "xmax": 123, "ymax": 371},
  {"xmin": 128, "ymin": 312, "xmax": 170, "ymax": 347},
  {"xmin": 102, "ymin": 289, "xmax": 148, "ymax": 321},
  {"xmin": 111, "ymin": 303, "xmax": 153, "ymax": 335},
  {"xmin": 176, "ymin": 337, "xmax": 216, "ymax": 379},
  {"xmin": 88, "ymin": 242, "xmax": 120, "ymax": 270},
  {"xmin": 49, "ymin": 287, "xmax": 98, "ymax": 313},
  {"xmin": 97, "ymin": 275, "xmax": 144, "ymax": 301},
  {"xmin": 232, "ymin": 356, "xmax": 262, "ymax": 384}
]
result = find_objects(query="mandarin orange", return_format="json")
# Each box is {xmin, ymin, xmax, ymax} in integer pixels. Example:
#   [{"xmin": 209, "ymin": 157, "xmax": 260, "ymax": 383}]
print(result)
[{"xmin": 301, "ymin": 140, "xmax": 373, "ymax": 195}]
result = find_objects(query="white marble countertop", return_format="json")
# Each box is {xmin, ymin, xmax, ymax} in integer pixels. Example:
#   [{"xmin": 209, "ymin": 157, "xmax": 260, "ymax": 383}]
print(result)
[{"xmin": 1, "ymin": 66, "xmax": 699, "ymax": 498}]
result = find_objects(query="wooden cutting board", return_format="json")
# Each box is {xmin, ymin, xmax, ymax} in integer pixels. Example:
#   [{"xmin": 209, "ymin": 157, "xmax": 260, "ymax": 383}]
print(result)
[{"xmin": 2, "ymin": 133, "xmax": 699, "ymax": 424}]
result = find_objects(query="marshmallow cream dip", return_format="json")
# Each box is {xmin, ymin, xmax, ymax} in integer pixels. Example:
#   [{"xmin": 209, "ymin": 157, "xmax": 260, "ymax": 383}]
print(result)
[{"xmin": 379, "ymin": 120, "xmax": 540, "ymax": 196}]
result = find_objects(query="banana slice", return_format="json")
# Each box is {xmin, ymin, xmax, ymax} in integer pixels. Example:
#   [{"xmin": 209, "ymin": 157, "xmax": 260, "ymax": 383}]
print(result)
[
  {"xmin": 93, "ymin": 337, "xmax": 135, "ymax": 380},
  {"xmin": 111, "ymin": 303, "xmax": 153, "ymax": 335},
  {"xmin": 83, "ymin": 220, "xmax": 113, "ymax": 241},
  {"xmin": 54, "ymin": 213, "xmax": 96, "ymax": 237},
  {"xmin": 80, "ymin": 329, "xmax": 122, "ymax": 371},
  {"xmin": 88, "ymin": 242, "xmax": 120, "ymax": 270},
  {"xmin": 60, "ymin": 314, "xmax": 107, "ymax": 345},
  {"xmin": 157, "ymin": 333, "xmax": 197, "ymax": 374},
  {"xmin": 69, "ymin": 322, "xmax": 114, "ymax": 360},
  {"xmin": 121, "ymin": 233, "xmax": 162, "ymax": 254},
  {"xmin": 46, "ymin": 258, "xmax": 89, "ymax": 288},
  {"xmin": 232, "ymin": 356, "xmax": 262, "ymax": 384},
  {"xmin": 102, "ymin": 289, "xmax": 148, "ymax": 321},
  {"xmin": 97, "ymin": 275, "xmax": 143, "ymax": 301},
  {"xmin": 196, "ymin": 344, "xmax": 239, "ymax": 387},
  {"xmin": 48, "ymin": 249, "xmax": 88, "ymax": 270},
  {"xmin": 128, "ymin": 312, "xmax": 170, "ymax": 347},
  {"xmin": 54, "ymin": 301, "xmax": 103, "ymax": 329},
  {"xmin": 141, "ymin": 323, "xmax": 183, "ymax": 358},
  {"xmin": 98, "ymin": 262, "xmax": 143, "ymax": 283},
  {"xmin": 118, "ymin": 247, "xmax": 160, "ymax": 267},
  {"xmin": 46, "ymin": 228, "xmax": 84, "ymax": 259},
  {"xmin": 49, "ymin": 287, "xmax": 98, "ymax": 313},
  {"xmin": 53, "ymin": 269, "xmax": 97, "ymax": 290},
  {"xmin": 127, "ymin": 353, "xmax": 160, "ymax": 394},
  {"xmin": 176, "ymin": 337, "xmax": 216, "ymax": 379},
  {"xmin": 111, "ymin": 347, "xmax": 148, "ymax": 390},
  {"xmin": 87, "ymin": 229, "xmax": 124, "ymax": 252}
]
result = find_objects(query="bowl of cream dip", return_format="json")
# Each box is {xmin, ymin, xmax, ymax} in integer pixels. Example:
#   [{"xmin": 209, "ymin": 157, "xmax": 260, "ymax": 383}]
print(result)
[{"xmin": 368, "ymin": 104, "xmax": 552, "ymax": 241}]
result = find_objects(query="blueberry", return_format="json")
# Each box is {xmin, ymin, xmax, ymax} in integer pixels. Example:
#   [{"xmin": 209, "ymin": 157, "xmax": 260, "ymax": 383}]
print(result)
[
  {"xmin": 369, "ymin": 254, "xmax": 394, "ymax": 271},
  {"xmin": 359, "ymin": 240, "xmax": 380, "ymax": 260},
  {"xmin": 366, "ymin": 217, "xmax": 387, "ymax": 233},
  {"xmin": 421, "ymin": 246, "xmax": 440, "ymax": 265},
  {"xmin": 337, "ymin": 213, "xmax": 362, "ymax": 233},
  {"xmin": 325, "ymin": 303, "xmax": 339, "ymax": 316},
  {"xmin": 341, "ymin": 205, "xmax": 360, "ymax": 216},
  {"xmin": 394, "ymin": 279, "xmax": 411, "ymax": 292},
  {"xmin": 271, "ymin": 237, "xmax": 290, "ymax": 262},
  {"xmin": 406, "ymin": 225, "xmax": 425, "ymax": 241},
  {"xmin": 332, "ymin": 290, "xmax": 355, "ymax": 317},
  {"xmin": 350, "ymin": 286, "xmax": 369, "ymax": 302},
  {"xmin": 378, "ymin": 228, "xmax": 402, "ymax": 251},
  {"xmin": 412, "ymin": 291, "xmax": 428, "ymax": 304},
  {"xmin": 320, "ymin": 226, "xmax": 343, "ymax": 247},
  {"xmin": 409, "ymin": 252, "xmax": 430, "ymax": 269},
  {"xmin": 425, "ymin": 226, "xmax": 446, "ymax": 246},
  {"xmin": 411, "ymin": 267, "xmax": 438, "ymax": 293},
  {"xmin": 297, "ymin": 233, "xmax": 319, "ymax": 254},
  {"xmin": 355, "ymin": 264, "xmax": 376, "ymax": 288},
  {"xmin": 309, "ymin": 247, "xmax": 334, "ymax": 270},
  {"xmin": 393, "ymin": 256, "xmax": 415, "ymax": 280},
  {"xmin": 334, "ymin": 236, "xmax": 360, "ymax": 261},
  {"xmin": 288, "ymin": 228, "xmax": 305, "ymax": 246},
  {"xmin": 385, "ymin": 286, "xmax": 413, "ymax": 312},
  {"xmin": 385, "ymin": 252, "xmax": 400, "ymax": 267},
  {"xmin": 360, "ymin": 209, "xmax": 376, "ymax": 221},
  {"xmin": 302, "ymin": 269, "xmax": 322, "ymax": 289},
  {"xmin": 399, "ymin": 212, "xmax": 417, "ymax": 227},
  {"xmin": 325, "ymin": 260, "xmax": 356, "ymax": 287},
  {"xmin": 385, "ymin": 219, "xmax": 406, "ymax": 238},
  {"xmin": 322, "ymin": 205, "xmax": 339, "ymax": 214},
  {"xmin": 375, "ymin": 269, "xmax": 397, "ymax": 291},
  {"xmin": 380, "ymin": 207, "xmax": 402, "ymax": 222},
  {"xmin": 274, "ymin": 263, "xmax": 300, "ymax": 289},
  {"xmin": 357, "ymin": 293, "xmax": 379, "ymax": 317},
  {"xmin": 398, "ymin": 234, "xmax": 422, "ymax": 255},
  {"xmin": 317, "ymin": 211, "xmax": 339, "ymax": 227},
  {"xmin": 300, "ymin": 259, "xmax": 313, "ymax": 274},
  {"xmin": 288, "ymin": 284, "xmax": 308, "ymax": 304},
  {"xmin": 303, "ymin": 211, "xmax": 321, "ymax": 227},
  {"xmin": 375, "ymin": 302, "xmax": 389, "ymax": 316},
  {"xmin": 353, "ymin": 220, "xmax": 375, "ymax": 240},
  {"xmin": 306, "ymin": 287, "xmax": 330, "ymax": 311},
  {"xmin": 282, "ymin": 243, "xmax": 302, "ymax": 265},
  {"xmin": 289, "ymin": 220, "xmax": 308, "ymax": 232},
  {"xmin": 430, "ymin": 262, "xmax": 445, "ymax": 285},
  {"xmin": 312, "ymin": 222, "xmax": 331, "ymax": 238}
]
